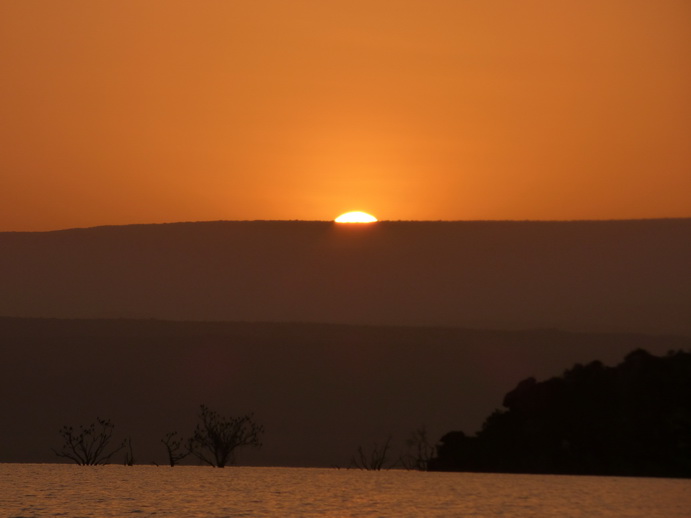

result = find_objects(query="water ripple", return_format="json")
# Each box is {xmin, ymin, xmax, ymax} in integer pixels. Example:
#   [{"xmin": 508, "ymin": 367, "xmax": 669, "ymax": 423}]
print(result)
[{"xmin": 1, "ymin": 464, "xmax": 690, "ymax": 517}]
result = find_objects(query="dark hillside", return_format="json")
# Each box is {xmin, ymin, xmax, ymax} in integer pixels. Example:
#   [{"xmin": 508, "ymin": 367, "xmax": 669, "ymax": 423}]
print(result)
[{"xmin": 0, "ymin": 219, "xmax": 689, "ymax": 334}]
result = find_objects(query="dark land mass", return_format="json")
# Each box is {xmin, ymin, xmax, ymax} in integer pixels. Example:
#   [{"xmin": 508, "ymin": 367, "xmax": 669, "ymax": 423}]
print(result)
[
  {"xmin": 1, "ymin": 219, "xmax": 689, "ymax": 469},
  {"xmin": 430, "ymin": 349, "xmax": 691, "ymax": 478},
  {"xmin": 1, "ymin": 317, "xmax": 689, "ymax": 467},
  {"xmin": 1, "ymin": 219, "xmax": 690, "ymax": 335}
]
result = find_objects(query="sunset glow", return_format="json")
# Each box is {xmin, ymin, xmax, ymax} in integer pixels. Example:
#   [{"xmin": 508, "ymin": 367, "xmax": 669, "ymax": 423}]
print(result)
[
  {"xmin": 1, "ymin": 1, "xmax": 690, "ymax": 230},
  {"xmin": 335, "ymin": 212, "xmax": 378, "ymax": 223}
]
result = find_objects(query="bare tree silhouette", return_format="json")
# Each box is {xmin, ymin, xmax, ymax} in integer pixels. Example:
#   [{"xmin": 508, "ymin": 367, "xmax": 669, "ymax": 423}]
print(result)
[
  {"xmin": 53, "ymin": 417, "xmax": 125, "ymax": 465},
  {"xmin": 400, "ymin": 425, "xmax": 435, "ymax": 471},
  {"xmin": 350, "ymin": 435, "xmax": 393, "ymax": 470},
  {"xmin": 161, "ymin": 431, "xmax": 190, "ymax": 467},
  {"xmin": 189, "ymin": 405, "xmax": 263, "ymax": 468},
  {"xmin": 123, "ymin": 436, "xmax": 135, "ymax": 466}
]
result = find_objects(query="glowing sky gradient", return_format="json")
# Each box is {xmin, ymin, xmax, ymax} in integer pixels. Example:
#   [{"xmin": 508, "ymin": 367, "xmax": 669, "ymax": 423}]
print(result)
[{"xmin": 1, "ymin": 1, "xmax": 690, "ymax": 231}]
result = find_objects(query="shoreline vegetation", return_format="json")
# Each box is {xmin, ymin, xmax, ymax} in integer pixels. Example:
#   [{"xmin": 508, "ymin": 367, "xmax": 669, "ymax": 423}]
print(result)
[
  {"xmin": 44, "ymin": 346, "xmax": 691, "ymax": 479},
  {"xmin": 429, "ymin": 349, "xmax": 691, "ymax": 478},
  {"xmin": 1, "ymin": 316, "xmax": 690, "ymax": 476}
]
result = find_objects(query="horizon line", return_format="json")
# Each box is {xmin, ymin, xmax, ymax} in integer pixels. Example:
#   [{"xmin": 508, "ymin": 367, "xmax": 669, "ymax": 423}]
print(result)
[{"xmin": 2, "ymin": 216, "xmax": 691, "ymax": 233}]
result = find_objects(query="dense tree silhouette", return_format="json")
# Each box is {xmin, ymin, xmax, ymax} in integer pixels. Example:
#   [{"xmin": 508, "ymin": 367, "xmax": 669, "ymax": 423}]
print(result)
[
  {"xmin": 53, "ymin": 417, "xmax": 125, "ymax": 465},
  {"xmin": 429, "ymin": 349, "xmax": 691, "ymax": 477},
  {"xmin": 189, "ymin": 405, "xmax": 263, "ymax": 468}
]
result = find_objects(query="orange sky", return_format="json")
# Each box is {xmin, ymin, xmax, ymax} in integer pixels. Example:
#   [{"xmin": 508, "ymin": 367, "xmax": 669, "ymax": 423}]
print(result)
[{"xmin": 1, "ymin": 0, "xmax": 690, "ymax": 231}]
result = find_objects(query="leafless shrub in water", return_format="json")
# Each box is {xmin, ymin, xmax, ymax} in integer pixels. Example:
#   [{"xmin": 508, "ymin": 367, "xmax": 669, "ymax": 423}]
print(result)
[
  {"xmin": 350, "ymin": 435, "xmax": 393, "ymax": 470},
  {"xmin": 189, "ymin": 405, "xmax": 263, "ymax": 468},
  {"xmin": 400, "ymin": 425, "xmax": 435, "ymax": 471},
  {"xmin": 53, "ymin": 417, "xmax": 125, "ymax": 465},
  {"xmin": 161, "ymin": 431, "xmax": 190, "ymax": 467}
]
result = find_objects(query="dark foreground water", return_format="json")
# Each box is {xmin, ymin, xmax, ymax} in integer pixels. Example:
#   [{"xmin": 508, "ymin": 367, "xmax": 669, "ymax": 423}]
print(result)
[{"xmin": 1, "ymin": 464, "xmax": 690, "ymax": 517}]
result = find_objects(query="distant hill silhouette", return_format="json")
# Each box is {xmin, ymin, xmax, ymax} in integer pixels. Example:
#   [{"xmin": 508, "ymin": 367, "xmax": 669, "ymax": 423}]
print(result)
[
  {"xmin": 1, "ymin": 317, "xmax": 690, "ymax": 466},
  {"xmin": 430, "ymin": 349, "xmax": 691, "ymax": 478},
  {"xmin": 0, "ymin": 219, "xmax": 690, "ymax": 335}
]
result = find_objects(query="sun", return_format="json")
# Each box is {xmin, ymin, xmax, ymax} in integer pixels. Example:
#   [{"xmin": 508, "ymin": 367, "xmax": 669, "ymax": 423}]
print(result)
[{"xmin": 335, "ymin": 211, "xmax": 378, "ymax": 223}]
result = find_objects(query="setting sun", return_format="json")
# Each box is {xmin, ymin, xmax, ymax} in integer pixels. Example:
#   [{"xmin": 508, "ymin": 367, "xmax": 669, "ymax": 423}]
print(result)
[{"xmin": 334, "ymin": 211, "xmax": 378, "ymax": 223}]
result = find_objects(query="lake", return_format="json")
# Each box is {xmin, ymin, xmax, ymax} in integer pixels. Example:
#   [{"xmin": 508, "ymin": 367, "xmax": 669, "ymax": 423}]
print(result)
[{"xmin": 2, "ymin": 464, "xmax": 689, "ymax": 517}]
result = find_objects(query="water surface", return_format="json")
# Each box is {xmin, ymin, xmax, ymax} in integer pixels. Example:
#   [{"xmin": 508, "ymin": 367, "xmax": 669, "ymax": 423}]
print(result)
[{"xmin": 2, "ymin": 464, "xmax": 689, "ymax": 517}]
